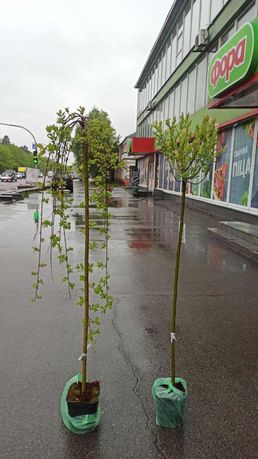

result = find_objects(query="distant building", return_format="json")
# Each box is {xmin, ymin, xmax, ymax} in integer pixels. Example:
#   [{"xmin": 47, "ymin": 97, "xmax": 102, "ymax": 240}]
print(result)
[
  {"xmin": 131, "ymin": 0, "xmax": 258, "ymax": 214},
  {"xmin": 116, "ymin": 133, "xmax": 137, "ymax": 187}
]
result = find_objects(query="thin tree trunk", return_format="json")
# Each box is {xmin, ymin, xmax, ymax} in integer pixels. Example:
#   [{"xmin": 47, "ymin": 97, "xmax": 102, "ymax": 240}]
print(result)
[
  {"xmin": 171, "ymin": 180, "xmax": 186, "ymax": 386},
  {"xmin": 82, "ymin": 131, "xmax": 89, "ymax": 396}
]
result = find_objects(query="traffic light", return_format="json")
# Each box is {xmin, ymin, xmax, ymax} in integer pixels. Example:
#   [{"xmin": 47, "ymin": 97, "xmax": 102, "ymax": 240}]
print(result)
[{"xmin": 33, "ymin": 149, "xmax": 38, "ymax": 166}]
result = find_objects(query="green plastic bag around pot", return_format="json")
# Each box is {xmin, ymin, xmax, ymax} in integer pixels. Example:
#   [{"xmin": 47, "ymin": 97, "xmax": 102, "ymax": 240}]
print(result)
[
  {"xmin": 60, "ymin": 373, "xmax": 101, "ymax": 434},
  {"xmin": 152, "ymin": 377, "xmax": 188, "ymax": 428}
]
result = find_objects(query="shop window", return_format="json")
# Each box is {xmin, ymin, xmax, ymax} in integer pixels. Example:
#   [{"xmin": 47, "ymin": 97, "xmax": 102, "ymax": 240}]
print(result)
[
  {"xmin": 163, "ymin": 159, "xmax": 169, "ymax": 190},
  {"xmin": 169, "ymin": 164, "xmax": 175, "ymax": 191},
  {"xmin": 175, "ymin": 177, "xmax": 181, "ymax": 192},
  {"xmin": 190, "ymin": 175, "xmax": 200, "ymax": 196},
  {"xmin": 158, "ymin": 154, "xmax": 164, "ymax": 189},
  {"xmin": 200, "ymin": 167, "xmax": 212, "ymax": 198},
  {"xmin": 213, "ymin": 128, "xmax": 232, "ymax": 202},
  {"xmin": 251, "ymin": 130, "xmax": 258, "ymax": 208},
  {"xmin": 229, "ymin": 121, "xmax": 254, "ymax": 206}
]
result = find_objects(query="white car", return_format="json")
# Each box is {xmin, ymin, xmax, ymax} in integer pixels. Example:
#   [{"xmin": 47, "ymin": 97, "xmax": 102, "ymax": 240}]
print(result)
[
  {"xmin": 16, "ymin": 172, "xmax": 24, "ymax": 179},
  {"xmin": 0, "ymin": 172, "xmax": 17, "ymax": 182}
]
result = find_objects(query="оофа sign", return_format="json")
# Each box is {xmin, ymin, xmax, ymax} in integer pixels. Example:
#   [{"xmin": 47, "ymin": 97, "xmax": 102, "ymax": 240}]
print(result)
[{"xmin": 208, "ymin": 20, "xmax": 258, "ymax": 99}]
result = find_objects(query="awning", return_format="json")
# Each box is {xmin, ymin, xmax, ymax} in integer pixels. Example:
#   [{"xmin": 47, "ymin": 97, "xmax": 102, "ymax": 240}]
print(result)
[
  {"xmin": 208, "ymin": 73, "xmax": 258, "ymax": 109},
  {"xmin": 128, "ymin": 137, "xmax": 156, "ymax": 155}
]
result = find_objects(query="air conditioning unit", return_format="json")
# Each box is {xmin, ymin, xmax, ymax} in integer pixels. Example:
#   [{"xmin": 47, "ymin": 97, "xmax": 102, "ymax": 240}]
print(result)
[
  {"xmin": 146, "ymin": 101, "xmax": 154, "ymax": 111},
  {"xmin": 194, "ymin": 29, "xmax": 209, "ymax": 51}
]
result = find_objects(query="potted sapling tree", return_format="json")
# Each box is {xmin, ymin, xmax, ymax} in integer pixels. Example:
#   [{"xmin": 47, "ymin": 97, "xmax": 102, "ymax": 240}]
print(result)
[
  {"xmin": 32, "ymin": 106, "xmax": 120, "ymax": 434},
  {"xmin": 152, "ymin": 114, "xmax": 218, "ymax": 429}
]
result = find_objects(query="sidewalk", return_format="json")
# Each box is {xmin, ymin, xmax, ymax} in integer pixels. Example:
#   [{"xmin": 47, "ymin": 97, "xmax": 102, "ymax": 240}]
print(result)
[{"xmin": 0, "ymin": 185, "xmax": 257, "ymax": 458}]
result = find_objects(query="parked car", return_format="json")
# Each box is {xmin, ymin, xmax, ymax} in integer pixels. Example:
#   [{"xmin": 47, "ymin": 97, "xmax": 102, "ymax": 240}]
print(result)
[
  {"xmin": 16, "ymin": 172, "xmax": 24, "ymax": 179},
  {"xmin": 38, "ymin": 172, "xmax": 44, "ymax": 178},
  {"xmin": 52, "ymin": 174, "xmax": 73, "ymax": 193},
  {"xmin": 0, "ymin": 171, "xmax": 17, "ymax": 182}
]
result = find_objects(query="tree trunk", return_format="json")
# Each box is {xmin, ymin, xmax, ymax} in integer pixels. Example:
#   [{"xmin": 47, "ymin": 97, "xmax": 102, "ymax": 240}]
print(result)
[
  {"xmin": 82, "ymin": 131, "xmax": 89, "ymax": 396},
  {"xmin": 171, "ymin": 180, "xmax": 186, "ymax": 386}
]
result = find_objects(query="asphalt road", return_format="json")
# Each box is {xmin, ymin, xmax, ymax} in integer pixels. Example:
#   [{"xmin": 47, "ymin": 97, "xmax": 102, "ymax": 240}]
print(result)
[{"xmin": 0, "ymin": 183, "xmax": 257, "ymax": 458}]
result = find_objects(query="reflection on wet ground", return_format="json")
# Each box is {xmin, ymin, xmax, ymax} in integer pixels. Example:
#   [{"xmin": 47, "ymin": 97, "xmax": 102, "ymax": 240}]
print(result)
[{"xmin": 0, "ymin": 182, "xmax": 253, "ymax": 274}]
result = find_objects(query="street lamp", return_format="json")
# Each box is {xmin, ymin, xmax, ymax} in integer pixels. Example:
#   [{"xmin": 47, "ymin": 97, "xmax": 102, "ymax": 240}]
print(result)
[{"xmin": 0, "ymin": 122, "xmax": 38, "ymax": 166}]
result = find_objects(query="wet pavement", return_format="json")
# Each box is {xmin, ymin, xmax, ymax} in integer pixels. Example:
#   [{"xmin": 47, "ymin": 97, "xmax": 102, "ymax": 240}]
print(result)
[{"xmin": 0, "ymin": 182, "xmax": 257, "ymax": 458}]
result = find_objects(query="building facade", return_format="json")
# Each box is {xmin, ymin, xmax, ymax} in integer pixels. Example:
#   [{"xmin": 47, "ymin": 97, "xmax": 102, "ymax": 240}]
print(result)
[{"xmin": 133, "ymin": 0, "xmax": 258, "ymax": 215}]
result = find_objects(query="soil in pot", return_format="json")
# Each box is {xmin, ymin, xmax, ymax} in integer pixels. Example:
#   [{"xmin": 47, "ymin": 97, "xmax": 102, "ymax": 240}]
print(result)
[{"xmin": 66, "ymin": 381, "xmax": 100, "ymax": 417}]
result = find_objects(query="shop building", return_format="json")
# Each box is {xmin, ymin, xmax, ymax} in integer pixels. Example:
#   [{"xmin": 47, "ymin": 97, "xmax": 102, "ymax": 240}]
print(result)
[
  {"xmin": 116, "ymin": 134, "xmax": 136, "ymax": 187},
  {"xmin": 133, "ymin": 0, "xmax": 258, "ymax": 214}
]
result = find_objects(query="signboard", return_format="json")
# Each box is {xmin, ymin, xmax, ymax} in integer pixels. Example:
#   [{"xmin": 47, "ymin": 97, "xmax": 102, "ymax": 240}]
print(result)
[{"xmin": 208, "ymin": 21, "xmax": 258, "ymax": 99}]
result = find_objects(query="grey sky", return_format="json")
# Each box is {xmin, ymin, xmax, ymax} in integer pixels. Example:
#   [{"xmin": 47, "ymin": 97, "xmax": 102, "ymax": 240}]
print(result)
[{"xmin": 0, "ymin": 0, "xmax": 172, "ymax": 149}]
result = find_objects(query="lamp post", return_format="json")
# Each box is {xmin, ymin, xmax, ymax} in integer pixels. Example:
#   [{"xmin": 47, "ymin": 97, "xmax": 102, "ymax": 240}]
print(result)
[{"xmin": 0, "ymin": 122, "xmax": 38, "ymax": 166}]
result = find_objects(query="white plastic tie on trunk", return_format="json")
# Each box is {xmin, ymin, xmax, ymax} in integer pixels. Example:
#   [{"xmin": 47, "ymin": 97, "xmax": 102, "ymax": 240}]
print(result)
[
  {"xmin": 78, "ymin": 353, "xmax": 87, "ymax": 361},
  {"xmin": 170, "ymin": 333, "xmax": 177, "ymax": 344},
  {"xmin": 78, "ymin": 344, "xmax": 91, "ymax": 360},
  {"xmin": 178, "ymin": 221, "xmax": 186, "ymax": 244}
]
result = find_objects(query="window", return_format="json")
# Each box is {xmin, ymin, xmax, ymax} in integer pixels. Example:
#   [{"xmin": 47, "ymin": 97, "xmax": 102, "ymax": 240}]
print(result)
[
  {"xmin": 180, "ymin": 76, "xmax": 188, "ymax": 115},
  {"xmin": 171, "ymin": 33, "xmax": 177, "ymax": 74},
  {"xmin": 183, "ymin": 2, "xmax": 191, "ymax": 57},
  {"xmin": 157, "ymin": 58, "xmax": 161, "ymax": 92},
  {"xmin": 210, "ymin": 0, "xmax": 223, "ymax": 22},
  {"xmin": 191, "ymin": 0, "xmax": 200, "ymax": 48},
  {"xmin": 195, "ymin": 57, "xmax": 207, "ymax": 110},
  {"xmin": 251, "ymin": 128, "xmax": 258, "ymax": 208},
  {"xmin": 174, "ymin": 84, "xmax": 181, "ymax": 120},
  {"xmin": 237, "ymin": 3, "xmax": 256, "ymax": 29},
  {"xmin": 176, "ymin": 16, "xmax": 183, "ymax": 66},
  {"xmin": 168, "ymin": 90, "xmax": 174, "ymax": 119},
  {"xmin": 164, "ymin": 96, "xmax": 169, "ymax": 122},
  {"xmin": 229, "ymin": 121, "xmax": 254, "ymax": 206},
  {"xmin": 213, "ymin": 129, "xmax": 232, "ymax": 202},
  {"xmin": 166, "ymin": 40, "xmax": 172, "ymax": 80},
  {"xmin": 158, "ymin": 154, "xmax": 164, "ymax": 189},
  {"xmin": 154, "ymin": 64, "xmax": 158, "ymax": 95},
  {"xmin": 187, "ymin": 67, "xmax": 196, "ymax": 114},
  {"xmin": 200, "ymin": 167, "xmax": 212, "ymax": 199},
  {"xmin": 200, "ymin": 0, "xmax": 210, "ymax": 29},
  {"xmin": 221, "ymin": 24, "xmax": 236, "ymax": 46}
]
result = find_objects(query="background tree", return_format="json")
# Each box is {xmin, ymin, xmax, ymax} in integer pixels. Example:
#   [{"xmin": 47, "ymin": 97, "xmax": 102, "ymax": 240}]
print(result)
[
  {"xmin": 20, "ymin": 145, "xmax": 29, "ymax": 152},
  {"xmin": 2, "ymin": 135, "xmax": 10, "ymax": 144},
  {"xmin": 0, "ymin": 143, "xmax": 50, "ymax": 173},
  {"xmin": 153, "ymin": 114, "xmax": 218, "ymax": 386},
  {"xmin": 72, "ymin": 107, "xmax": 120, "ymax": 178}
]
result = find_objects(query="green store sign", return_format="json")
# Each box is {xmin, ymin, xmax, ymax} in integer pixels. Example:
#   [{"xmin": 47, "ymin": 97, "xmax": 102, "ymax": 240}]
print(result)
[{"xmin": 208, "ymin": 20, "xmax": 258, "ymax": 99}]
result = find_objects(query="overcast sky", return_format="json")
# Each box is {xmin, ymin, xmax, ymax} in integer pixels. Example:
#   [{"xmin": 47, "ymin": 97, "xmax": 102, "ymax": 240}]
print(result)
[{"xmin": 0, "ymin": 0, "xmax": 172, "ymax": 149}]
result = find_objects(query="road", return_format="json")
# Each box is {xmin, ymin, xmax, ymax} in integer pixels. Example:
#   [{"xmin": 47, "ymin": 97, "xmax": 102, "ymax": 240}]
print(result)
[{"xmin": 0, "ymin": 182, "xmax": 257, "ymax": 458}]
